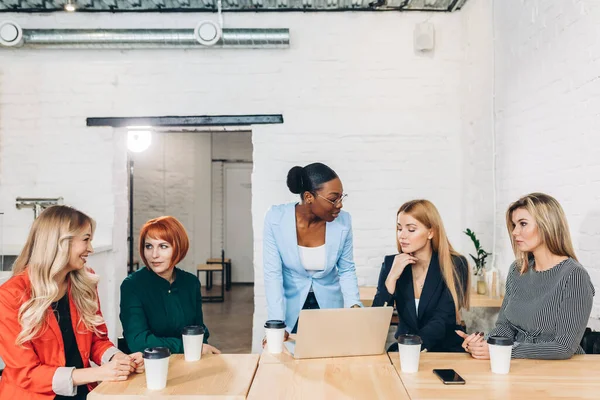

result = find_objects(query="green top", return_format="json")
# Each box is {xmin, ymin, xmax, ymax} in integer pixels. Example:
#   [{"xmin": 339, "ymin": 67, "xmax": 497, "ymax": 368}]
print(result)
[{"xmin": 119, "ymin": 266, "xmax": 210, "ymax": 354}]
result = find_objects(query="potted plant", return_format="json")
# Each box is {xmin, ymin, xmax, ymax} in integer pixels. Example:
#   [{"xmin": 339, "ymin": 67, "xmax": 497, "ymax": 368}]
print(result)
[{"xmin": 463, "ymin": 228, "xmax": 492, "ymax": 295}]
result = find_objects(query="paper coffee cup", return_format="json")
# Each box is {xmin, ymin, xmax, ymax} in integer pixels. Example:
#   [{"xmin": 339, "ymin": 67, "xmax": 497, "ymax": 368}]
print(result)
[
  {"xmin": 143, "ymin": 347, "xmax": 171, "ymax": 390},
  {"xmin": 264, "ymin": 320, "xmax": 286, "ymax": 354},
  {"xmin": 397, "ymin": 334, "xmax": 423, "ymax": 373},
  {"xmin": 487, "ymin": 336, "xmax": 514, "ymax": 374},
  {"xmin": 182, "ymin": 325, "xmax": 205, "ymax": 362}
]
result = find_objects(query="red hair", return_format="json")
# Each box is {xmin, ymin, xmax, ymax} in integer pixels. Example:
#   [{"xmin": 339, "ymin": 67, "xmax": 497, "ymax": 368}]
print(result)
[{"xmin": 139, "ymin": 216, "xmax": 189, "ymax": 269}]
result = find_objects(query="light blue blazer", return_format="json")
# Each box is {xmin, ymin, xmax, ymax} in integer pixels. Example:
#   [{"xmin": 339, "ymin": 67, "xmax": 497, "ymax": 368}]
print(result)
[{"xmin": 263, "ymin": 202, "xmax": 362, "ymax": 332}]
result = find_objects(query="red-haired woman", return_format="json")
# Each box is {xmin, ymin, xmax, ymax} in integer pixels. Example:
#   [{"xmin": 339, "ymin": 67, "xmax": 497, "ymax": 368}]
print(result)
[{"xmin": 119, "ymin": 216, "xmax": 220, "ymax": 355}]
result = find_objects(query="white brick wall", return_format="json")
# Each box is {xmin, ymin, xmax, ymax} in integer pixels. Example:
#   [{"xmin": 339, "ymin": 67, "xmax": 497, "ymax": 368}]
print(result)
[
  {"xmin": 3, "ymin": 3, "xmax": 596, "ymax": 353},
  {"xmin": 459, "ymin": 0, "xmax": 497, "ymax": 331},
  {"xmin": 493, "ymin": 0, "xmax": 600, "ymax": 329},
  {"xmin": 249, "ymin": 13, "xmax": 473, "ymax": 351},
  {"xmin": 0, "ymin": 11, "xmax": 474, "ymax": 352},
  {"xmin": 0, "ymin": 110, "xmax": 127, "ymax": 343},
  {"xmin": 460, "ymin": 0, "xmax": 494, "ymax": 256}
]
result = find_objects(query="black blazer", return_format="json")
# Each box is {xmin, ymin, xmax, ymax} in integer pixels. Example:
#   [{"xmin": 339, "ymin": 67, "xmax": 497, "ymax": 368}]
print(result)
[{"xmin": 372, "ymin": 252, "xmax": 468, "ymax": 352}]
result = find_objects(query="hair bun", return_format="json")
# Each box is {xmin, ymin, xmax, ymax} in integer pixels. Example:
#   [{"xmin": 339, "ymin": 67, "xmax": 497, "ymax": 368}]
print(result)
[{"xmin": 286, "ymin": 166, "xmax": 305, "ymax": 194}]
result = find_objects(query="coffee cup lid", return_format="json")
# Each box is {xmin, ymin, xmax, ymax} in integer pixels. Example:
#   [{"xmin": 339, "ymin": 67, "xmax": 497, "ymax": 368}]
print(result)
[
  {"xmin": 487, "ymin": 336, "xmax": 514, "ymax": 346},
  {"xmin": 143, "ymin": 347, "xmax": 171, "ymax": 359},
  {"xmin": 182, "ymin": 325, "xmax": 205, "ymax": 335},
  {"xmin": 264, "ymin": 320, "xmax": 286, "ymax": 329},
  {"xmin": 397, "ymin": 334, "xmax": 423, "ymax": 345}
]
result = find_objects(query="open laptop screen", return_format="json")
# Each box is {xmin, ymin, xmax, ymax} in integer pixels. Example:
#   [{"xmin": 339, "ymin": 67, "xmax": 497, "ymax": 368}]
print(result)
[{"xmin": 293, "ymin": 307, "xmax": 393, "ymax": 359}]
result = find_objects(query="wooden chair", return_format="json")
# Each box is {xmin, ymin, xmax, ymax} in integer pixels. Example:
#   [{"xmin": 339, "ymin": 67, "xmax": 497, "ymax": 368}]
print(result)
[
  {"xmin": 196, "ymin": 263, "xmax": 225, "ymax": 303},
  {"xmin": 206, "ymin": 250, "xmax": 232, "ymax": 291}
]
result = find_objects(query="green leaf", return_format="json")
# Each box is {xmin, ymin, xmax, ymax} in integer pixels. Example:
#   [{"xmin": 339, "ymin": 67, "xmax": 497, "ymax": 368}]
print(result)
[{"xmin": 469, "ymin": 254, "xmax": 479, "ymax": 266}]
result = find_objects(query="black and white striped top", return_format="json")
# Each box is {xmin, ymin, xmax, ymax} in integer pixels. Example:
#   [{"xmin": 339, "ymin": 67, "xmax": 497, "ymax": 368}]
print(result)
[{"xmin": 488, "ymin": 257, "xmax": 595, "ymax": 359}]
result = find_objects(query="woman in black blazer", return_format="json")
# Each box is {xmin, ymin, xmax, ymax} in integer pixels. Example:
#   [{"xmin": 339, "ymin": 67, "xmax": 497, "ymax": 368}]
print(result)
[{"xmin": 373, "ymin": 199, "xmax": 470, "ymax": 352}]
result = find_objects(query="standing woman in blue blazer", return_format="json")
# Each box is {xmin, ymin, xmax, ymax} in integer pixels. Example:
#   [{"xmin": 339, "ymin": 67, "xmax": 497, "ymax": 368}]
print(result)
[
  {"xmin": 372, "ymin": 199, "xmax": 470, "ymax": 352},
  {"xmin": 263, "ymin": 162, "xmax": 362, "ymax": 341}
]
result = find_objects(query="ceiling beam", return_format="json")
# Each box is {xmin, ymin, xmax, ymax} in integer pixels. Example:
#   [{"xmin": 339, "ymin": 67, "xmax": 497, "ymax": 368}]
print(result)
[{"xmin": 86, "ymin": 114, "xmax": 284, "ymax": 127}]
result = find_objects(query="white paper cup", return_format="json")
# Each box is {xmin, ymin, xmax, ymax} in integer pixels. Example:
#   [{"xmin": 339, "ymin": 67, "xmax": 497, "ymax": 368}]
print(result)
[
  {"xmin": 182, "ymin": 325, "xmax": 205, "ymax": 362},
  {"xmin": 264, "ymin": 320, "xmax": 286, "ymax": 354},
  {"xmin": 397, "ymin": 334, "xmax": 423, "ymax": 373},
  {"xmin": 487, "ymin": 336, "xmax": 514, "ymax": 374},
  {"xmin": 143, "ymin": 347, "xmax": 171, "ymax": 390}
]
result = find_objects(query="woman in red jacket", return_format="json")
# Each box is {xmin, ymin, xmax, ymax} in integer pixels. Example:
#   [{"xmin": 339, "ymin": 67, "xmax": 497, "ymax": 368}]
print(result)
[{"xmin": 0, "ymin": 206, "xmax": 144, "ymax": 400}]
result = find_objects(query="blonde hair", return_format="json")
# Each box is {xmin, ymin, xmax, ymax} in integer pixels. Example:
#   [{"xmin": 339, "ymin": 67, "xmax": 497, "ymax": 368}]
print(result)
[
  {"xmin": 397, "ymin": 200, "xmax": 470, "ymax": 321},
  {"xmin": 12, "ymin": 205, "xmax": 105, "ymax": 346},
  {"xmin": 505, "ymin": 192, "xmax": 577, "ymax": 274}
]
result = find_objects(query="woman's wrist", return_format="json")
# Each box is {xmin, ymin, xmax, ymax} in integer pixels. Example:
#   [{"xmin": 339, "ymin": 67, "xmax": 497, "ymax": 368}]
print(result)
[
  {"xmin": 72, "ymin": 367, "xmax": 96, "ymax": 386},
  {"xmin": 385, "ymin": 276, "xmax": 398, "ymax": 294},
  {"xmin": 107, "ymin": 350, "xmax": 126, "ymax": 364},
  {"xmin": 387, "ymin": 266, "xmax": 404, "ymax": 283},
  {"xmin": 109, "ymin": 351, "xmax": 127, "ymax": 362}
]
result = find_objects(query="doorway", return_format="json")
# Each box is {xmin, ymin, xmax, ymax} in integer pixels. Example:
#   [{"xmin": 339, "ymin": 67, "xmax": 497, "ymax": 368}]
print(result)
[
  {"xmin": 127, "ymin": 128, "xmax": 255, "ymax": 353},
  {"xmin": 224, "ymin": 163, "xmax": 254, "ymax": 283}
]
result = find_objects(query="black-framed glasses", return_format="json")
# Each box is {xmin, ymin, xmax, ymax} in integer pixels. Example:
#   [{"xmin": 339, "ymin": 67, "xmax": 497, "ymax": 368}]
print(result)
[{"xmin": 317, "ymin": 193, "xmax": 348, "ymax": 206}]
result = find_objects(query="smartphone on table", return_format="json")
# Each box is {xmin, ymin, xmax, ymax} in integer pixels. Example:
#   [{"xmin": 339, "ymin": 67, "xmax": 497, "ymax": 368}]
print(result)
[{"xmin": 432, "ymin": 369, "xmax": 466, "ymax": 385}]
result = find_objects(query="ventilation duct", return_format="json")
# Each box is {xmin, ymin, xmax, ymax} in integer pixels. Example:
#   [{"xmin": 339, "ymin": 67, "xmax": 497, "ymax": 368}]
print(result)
[{"xmin": 0, "ymin": 22, "xmax": 289, "ymax": 49}]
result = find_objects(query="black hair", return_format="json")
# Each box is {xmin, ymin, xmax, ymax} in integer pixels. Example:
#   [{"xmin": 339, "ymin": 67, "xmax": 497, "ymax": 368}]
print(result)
[{"xmin": 286, "ymin": 162, "xmax": 338, "ymax": 198}]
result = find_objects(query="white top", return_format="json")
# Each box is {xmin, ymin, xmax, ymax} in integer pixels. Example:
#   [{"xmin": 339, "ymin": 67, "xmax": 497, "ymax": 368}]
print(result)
[
  {"xmin": 298, "ymin": 245, "xmax": 326, "ymax": 271},
  {"xmin": 415, "ymin": 299, "xmax": 420, "ymax": 316}
]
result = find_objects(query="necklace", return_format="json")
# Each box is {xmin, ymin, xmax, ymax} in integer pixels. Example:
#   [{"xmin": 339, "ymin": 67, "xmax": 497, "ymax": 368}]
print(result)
[
  {"xmin": 413, "ymin": 269, "xmax": 428, "ymax": 290},
  {"xmin": 413, "ymin": 276, "xmax": 425, "ymax": 289}
]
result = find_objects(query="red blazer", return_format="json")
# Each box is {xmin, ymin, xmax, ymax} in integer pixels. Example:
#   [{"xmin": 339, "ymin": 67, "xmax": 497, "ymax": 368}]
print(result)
[{"xmin": 0, "ymin": 269, "xmax": 115, "ymax": 400}]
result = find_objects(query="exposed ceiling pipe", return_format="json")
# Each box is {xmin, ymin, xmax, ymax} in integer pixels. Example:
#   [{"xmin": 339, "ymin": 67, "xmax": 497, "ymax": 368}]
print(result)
[
  {"xmin": 0, "ymin": 21, "xmax": 289, "ymax": 49},
  {"xmin": 0, "ymin": 0, "xmax": 470, "ymax": 12}
]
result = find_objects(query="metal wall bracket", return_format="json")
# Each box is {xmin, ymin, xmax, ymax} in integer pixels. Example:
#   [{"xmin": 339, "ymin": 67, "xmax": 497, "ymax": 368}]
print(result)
[{"xmin": 15, "ymin": 197, "xmax": 64, "ymax": 219}]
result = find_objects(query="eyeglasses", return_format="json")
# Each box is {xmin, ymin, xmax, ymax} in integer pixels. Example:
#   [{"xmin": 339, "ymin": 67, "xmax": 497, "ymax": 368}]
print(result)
[{"xmin": 317, "ymin": 193, "xmax": 348, "ymax": 207}]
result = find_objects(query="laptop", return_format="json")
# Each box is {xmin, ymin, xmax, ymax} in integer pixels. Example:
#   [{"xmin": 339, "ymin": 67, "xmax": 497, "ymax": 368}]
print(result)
[{"xmin": 291, "ymin": 306, "xmax": 393, "ymax": 359}]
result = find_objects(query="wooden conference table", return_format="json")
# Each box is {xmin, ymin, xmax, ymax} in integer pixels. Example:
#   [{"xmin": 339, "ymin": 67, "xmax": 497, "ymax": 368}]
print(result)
[
  {"xmin": 248, "ymin": 352, "xmax": 409, "ymax": 399},
  {"xmin": 89, "ymin": 351, "xmax": 600, "ymax": 399},
  {"xmin": 390, "ymin": 352, "xmax": 600, "ymax": 400},
  {"xmin": 88, "ymin": 354, "xmax": 259, "ymax": 400}
]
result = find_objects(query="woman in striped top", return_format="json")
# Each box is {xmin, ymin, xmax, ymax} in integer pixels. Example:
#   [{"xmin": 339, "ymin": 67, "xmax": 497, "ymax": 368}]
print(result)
[{"xmin": 458, "ymin": 193, "xmax": 594, "ymax": 360}]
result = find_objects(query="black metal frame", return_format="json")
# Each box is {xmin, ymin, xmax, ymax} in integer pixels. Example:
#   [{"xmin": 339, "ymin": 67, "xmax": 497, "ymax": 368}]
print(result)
[
  {"xmin": 206, "ymin": 249, "xmax": 232, "ymax": 291},
  {"xmin": 197, "ymin": 266, "xmax": 225, "ymax": 303},
  {"xmin": 87, "ymin": 114, "xmax": 283, "ymax": 128},
  {"xmin": 127, "ymin": 156, "xmax": 135, "ymax": 275}
]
